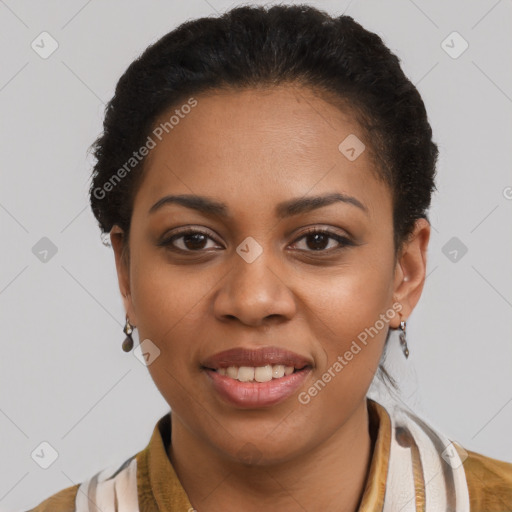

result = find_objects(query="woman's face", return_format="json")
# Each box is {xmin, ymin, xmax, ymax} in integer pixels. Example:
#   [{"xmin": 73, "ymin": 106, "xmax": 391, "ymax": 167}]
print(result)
[{"xmin": 111, "ymin": 84, "xmax": 429, "ymax": 464}]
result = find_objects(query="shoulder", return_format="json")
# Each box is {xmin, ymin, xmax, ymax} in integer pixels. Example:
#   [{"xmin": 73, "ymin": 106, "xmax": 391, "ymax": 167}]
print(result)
[
  {"xmin": 26, "ymin": 414, "xmax": 169, "ymax": 512},
  {"xmin": 372, "ymin": 398, "xmax": 512, "ymax": 511},
  {"xmin": 27, "ymin": 452, "xmax": 141, "ymax": 511},
  {"xmin": 455, "ymin": 443, "xmax": 512, "ymax": 511},
  {"xmin": 26, "ymin": 483, "xmax": 79, "ymax": 512}
]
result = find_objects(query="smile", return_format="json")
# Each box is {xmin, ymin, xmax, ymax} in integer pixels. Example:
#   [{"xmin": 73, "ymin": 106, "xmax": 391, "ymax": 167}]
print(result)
[
  {"xmin": 201, "ymin": 347, "xmax": 313, "ymax": 408},
  {"xmin": 215, "ymin": 364, "xmax": 295, "ymax": 382}
]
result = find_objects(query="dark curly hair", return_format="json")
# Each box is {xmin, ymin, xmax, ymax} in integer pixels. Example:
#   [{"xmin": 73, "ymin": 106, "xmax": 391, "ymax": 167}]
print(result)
[{"xmin": 88, "ymin": 4, "xmax": 438, "ymax": 393}]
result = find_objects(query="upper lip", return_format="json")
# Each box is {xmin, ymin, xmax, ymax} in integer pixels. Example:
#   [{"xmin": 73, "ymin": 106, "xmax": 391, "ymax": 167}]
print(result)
[{"xmin": 201, "ymin": 346, "xmax": 313, "ymax": 370}]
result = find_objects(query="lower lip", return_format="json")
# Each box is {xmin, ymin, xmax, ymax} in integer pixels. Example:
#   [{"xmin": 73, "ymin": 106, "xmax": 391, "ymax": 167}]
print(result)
[{"xmin": 204, "ymin": 368, "xmax": 311, "ymax": 408}]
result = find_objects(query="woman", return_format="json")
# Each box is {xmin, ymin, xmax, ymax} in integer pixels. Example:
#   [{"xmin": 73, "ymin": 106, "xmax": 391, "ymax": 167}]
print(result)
[{"xmin": 29, "ymin": 4, "xmax": 512, "ymax": 511}]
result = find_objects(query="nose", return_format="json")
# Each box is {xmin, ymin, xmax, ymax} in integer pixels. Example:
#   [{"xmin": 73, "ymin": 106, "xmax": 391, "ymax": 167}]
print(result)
[{"xmin": 212, "ymin": 248, "xmax": 297, "ymax": 328}]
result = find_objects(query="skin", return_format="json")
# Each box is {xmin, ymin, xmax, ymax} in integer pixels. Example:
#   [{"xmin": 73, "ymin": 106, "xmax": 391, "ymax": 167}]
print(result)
[{"xmin": 110, "ymin": 84, "xmax": 430, "ymax": 512}]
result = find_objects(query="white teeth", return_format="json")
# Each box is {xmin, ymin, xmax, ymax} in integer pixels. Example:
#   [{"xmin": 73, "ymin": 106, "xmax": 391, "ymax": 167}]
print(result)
[
  {"xmin": 226, "ymin": 366, "xmax": 238, "ymax": 379},
  {"xmin": 254, "ymin": 365, "xmax": 273, "ymax": 382},
  {"xmin": 216, "ymin": 364, "xmax": 301, "ymax": 382},
  {"xmin": 272, "ymin": 365, "xmax": 285, "ymax": 378},
  {"xmin": 237, "ymin": 366, "xmax": 255, "ymax": 382}
]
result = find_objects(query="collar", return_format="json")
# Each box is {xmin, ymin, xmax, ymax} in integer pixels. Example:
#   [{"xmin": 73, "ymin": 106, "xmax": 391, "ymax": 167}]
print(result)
[{"xmin": 139, "ymin": 397, "xmax": 390, "ymax": 511}]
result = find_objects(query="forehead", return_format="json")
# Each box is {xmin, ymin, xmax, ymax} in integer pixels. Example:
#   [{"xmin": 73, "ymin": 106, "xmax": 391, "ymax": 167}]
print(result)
[{"xmin": 134, "ymin": 85, "xmax": 391, "ymax": 222}]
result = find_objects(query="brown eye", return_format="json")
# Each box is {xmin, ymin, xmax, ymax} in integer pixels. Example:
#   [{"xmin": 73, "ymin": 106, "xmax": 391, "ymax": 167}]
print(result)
[
  {"xmin": 291, "ymin": 228, "xmax": 354, "ymax": 253},
  {"xmin": 158, "ymin": 229, "xmax": 220, "ymax": 252},
  {"xmin": 178, "ymin": 232, "xmax": 209, "ymax": 250}
]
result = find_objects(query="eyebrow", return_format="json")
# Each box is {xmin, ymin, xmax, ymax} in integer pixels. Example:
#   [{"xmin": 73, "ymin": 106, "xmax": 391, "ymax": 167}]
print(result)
[{"xmin": 148, "ymin": 192, "xmax": 368, "ymax": 218}]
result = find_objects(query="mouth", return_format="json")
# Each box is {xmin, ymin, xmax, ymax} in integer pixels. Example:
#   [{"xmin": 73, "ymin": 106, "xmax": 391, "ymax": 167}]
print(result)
[
  {"xmin": 205, "ymin": 364, "xmax": 308, "ymax": 382},
  {"xmin": 201, "ymin": 347, "xmax": 313, "ymax": 408}
]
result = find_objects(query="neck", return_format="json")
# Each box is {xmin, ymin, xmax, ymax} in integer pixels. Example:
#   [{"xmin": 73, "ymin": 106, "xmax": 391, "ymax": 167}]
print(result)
[{"xmin": 169, "ymin": 398, "xmax": 375, "ymax": 512}]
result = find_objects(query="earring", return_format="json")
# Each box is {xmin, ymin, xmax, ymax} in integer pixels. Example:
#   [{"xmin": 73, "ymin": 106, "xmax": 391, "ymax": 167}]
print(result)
[
  {"xmin": 122, "ymin": 315, "xmax": 134, "ymax": 352},
  {"xmin": 398, "ymin": 319, "xmax": 409, "ymax": 359}
]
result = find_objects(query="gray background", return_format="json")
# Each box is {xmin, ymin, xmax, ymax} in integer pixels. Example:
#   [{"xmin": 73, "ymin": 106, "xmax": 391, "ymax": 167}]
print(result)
[{"xmin": 1, "ymin": 0, "xmax": 511, "ymax": 510}]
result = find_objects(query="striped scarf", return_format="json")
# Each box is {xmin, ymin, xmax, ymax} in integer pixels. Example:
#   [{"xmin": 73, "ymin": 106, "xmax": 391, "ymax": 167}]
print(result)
[{"xmin": 74, "ymin": 400, "xmax": 470, "ymax": 511}]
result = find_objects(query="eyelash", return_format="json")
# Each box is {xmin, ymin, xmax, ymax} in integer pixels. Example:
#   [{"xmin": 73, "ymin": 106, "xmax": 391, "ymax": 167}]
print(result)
[{"xmin": 158, "ymin": 227, "xmax": 354, "ymax": 254}]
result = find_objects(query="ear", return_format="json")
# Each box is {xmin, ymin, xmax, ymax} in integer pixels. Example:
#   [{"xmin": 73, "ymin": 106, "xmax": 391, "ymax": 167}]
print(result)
[
  {"xmin": 391, "ymin": 217, "xmax": 431, "ymax": 327},
  {"xmin": 110, "ymin": 225, "xmax": 137, "ymax": 326}
]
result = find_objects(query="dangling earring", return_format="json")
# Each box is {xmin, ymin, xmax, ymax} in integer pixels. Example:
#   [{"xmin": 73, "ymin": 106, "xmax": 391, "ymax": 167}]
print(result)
[
  {"xmin": 398, "ymin": 319, "xmax": 409, "ymax": 359},
  {"xmin": 122, "ymin": 315, "xmax": 134, "ymax": 352}
]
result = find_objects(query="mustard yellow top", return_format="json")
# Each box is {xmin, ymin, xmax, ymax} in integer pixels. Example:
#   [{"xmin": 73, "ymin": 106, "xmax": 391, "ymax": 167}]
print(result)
[{"xmin": 28, "ymin": 398, "xmax": 512, "ymax": 511}]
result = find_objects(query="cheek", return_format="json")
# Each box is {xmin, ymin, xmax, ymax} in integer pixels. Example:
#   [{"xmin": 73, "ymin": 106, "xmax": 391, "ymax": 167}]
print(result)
[
  {"xmin": 130, "ymin": 244, "xmax": 206, "ymax": 337},
  {"xmin": 129, "ymin": 245, "xmax": 224, "ymax": 399},
  {"xmin": 311, "ymin": 249, "xmax": 395, "ymax": 369},
  {"xmin": 129, "ymin": 251, "xmax": 210, "ymax": 407},
  {"xmin": 297, "ymin": 275, "xmax": 393, "ymax": 419}
]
